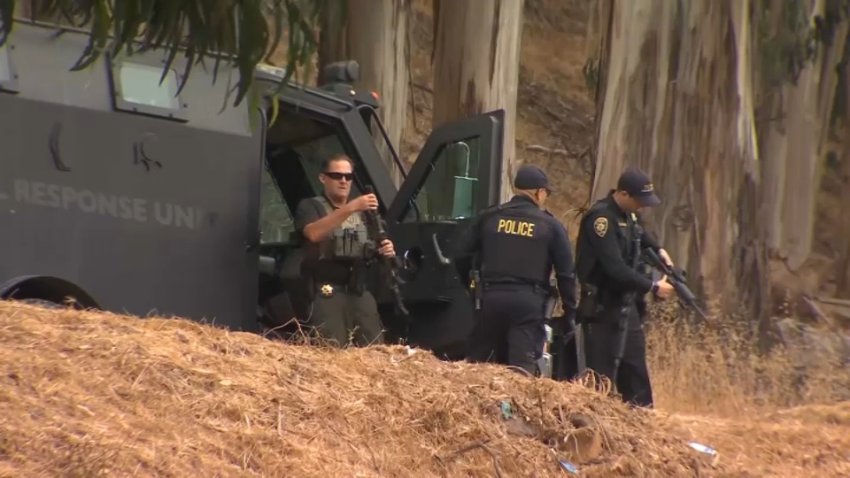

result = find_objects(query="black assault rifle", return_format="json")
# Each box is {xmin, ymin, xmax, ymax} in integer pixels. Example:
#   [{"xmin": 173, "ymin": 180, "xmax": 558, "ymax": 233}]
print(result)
[
  {"xmin": 363, "ymin": 186, "xmax": 410, "ymax": 318},
  {"xmin": 642, "ymin": 248, "xmax": 709, "ymax": 320}
]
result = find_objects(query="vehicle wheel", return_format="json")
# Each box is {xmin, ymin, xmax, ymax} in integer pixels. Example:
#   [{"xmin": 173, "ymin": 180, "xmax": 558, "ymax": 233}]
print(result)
[{"xmin": 18, "ymin": 298, "xmax": 65, "ymax": 310}]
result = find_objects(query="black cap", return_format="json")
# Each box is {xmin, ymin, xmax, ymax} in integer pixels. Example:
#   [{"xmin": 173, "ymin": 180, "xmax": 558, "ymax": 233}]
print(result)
[
  {"xmin": 617, "ymin": 167, "xmax": 660, "ymax": 206},
  {"xmin": 514, "ymin": 164, "xmax": 551, "ymax": 191}
]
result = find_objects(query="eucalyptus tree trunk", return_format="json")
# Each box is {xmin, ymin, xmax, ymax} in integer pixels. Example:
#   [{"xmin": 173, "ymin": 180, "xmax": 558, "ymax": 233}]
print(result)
[
  {"xmin": 836, "ymin": 80, "xmax": 850, "ymax": 299},
  {"xmin": 319, "ymin": 0, "xmax": 410, "ymax": 185},
  {"xmin": 431, "ymin": 0, "xmax": 524, "ymax": 204},
  {"xmin": 757, "ymin": 0, "xmax": 849, "ymax": 271},
  {"xmin": 587, "ymin": 0, "xmax": 767, "ymax": 320}
]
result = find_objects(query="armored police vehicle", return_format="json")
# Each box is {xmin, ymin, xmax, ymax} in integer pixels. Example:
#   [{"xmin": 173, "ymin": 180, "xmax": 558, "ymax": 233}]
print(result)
[{"xmin": 0, "ymin": 19, "xmax": 504, "ymax": 360}]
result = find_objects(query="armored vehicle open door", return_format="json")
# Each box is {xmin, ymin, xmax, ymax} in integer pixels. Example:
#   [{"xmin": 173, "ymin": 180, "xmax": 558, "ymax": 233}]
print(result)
[{"xmin": 383, "ymin": 111, "xmax": 505, "ymax": 360}]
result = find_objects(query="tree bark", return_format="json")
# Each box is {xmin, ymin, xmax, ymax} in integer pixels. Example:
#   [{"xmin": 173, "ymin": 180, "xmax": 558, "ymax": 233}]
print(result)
[
  {"xmin": 588, "ymin": 0, "xmax": 767, "ymax": 320},
  {"xmin": 757, "ymin": 0, "xmax": 849, "ymax": 270},
  {"xmin": 836, "ymin": 75, "xmax": 850, "ymax": 299},
  {"xmin": 318, "ymin": 0, "xmax": 410, "ymax": 185},
  {"xmin": 583, "ymin": 0, "xmax": 613, "ymax": 205},
  {"xmin": 431, "ymin": 0, "xmax": 524, "ymax": 204},
  {"xmin": 318, "ymin": 2, "xmax": 348, "ymax": 69}
]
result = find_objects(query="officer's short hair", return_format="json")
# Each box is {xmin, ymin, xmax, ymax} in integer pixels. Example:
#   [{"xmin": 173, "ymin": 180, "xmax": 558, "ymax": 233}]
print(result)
[{"xmin": 321, "ymin": 154, "xmax": 354, "ymax": 172}]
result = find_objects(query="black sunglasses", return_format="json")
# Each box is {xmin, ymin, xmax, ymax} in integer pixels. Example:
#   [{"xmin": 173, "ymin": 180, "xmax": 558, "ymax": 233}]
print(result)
[{"xmin": 322, "ymin": 171, "xmax": 354, "ymax": 181}]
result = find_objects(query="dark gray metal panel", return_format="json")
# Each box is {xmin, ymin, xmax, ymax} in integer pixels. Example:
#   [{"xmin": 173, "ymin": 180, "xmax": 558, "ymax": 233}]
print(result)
[
  {"xmin": 336, "ymin": 108, "xmax": 399, "ymax": 212},
  {"xmin": 0, "ymin": 94, "xmax": 264, "ymax": 331}
]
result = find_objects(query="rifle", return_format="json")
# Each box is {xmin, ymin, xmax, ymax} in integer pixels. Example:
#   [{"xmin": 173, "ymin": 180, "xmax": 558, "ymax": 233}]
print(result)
[
  {"xmin": 363, "ymin": 186, "xmax": 410, "ymax": 318},
  {"xmin": 572, "ymin": 312, "xmax": 586, "ymax": 378},
  {"xmin": 642, "ymin": 248, "xmax": 709, "ymax": 320}
]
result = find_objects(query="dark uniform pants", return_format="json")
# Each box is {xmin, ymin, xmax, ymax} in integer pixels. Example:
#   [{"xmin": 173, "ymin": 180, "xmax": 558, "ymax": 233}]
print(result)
[
  {"xmin": 309, "ymin": 286, "xmax": 384, "ymax": 347},
  {"xmin": 584, "ymin": 303, "xmax": 654, "ymax": 407},
  {"xmin": 467, "ymin": 285, "xmax": 547, "ymax": 375}
]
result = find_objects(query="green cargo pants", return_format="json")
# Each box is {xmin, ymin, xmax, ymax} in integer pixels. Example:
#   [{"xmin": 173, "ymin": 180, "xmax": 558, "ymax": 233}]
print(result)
[{"xmin": 308, "ymin": 284, "xmax": 385, "ymax": 347}]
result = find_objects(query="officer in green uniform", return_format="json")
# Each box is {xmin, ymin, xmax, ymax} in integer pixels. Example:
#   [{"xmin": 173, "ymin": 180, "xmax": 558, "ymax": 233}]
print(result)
[{"xmin": 294, "ymin": 153, "xmax": 395, "ymax": 347}]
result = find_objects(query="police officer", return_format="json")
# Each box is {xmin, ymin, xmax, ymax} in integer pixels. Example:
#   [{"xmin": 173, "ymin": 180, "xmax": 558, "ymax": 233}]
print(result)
[
  {"xmin": 574, "ymin": 166, "xmax": 675, "ymax": 407},
  {"xmin": 294, "ymin": 153, "xmax": 395, "ymax": 347},
  {"xmin": 454, "ymin": 164, "xmax": 577, "ymax": 375}
]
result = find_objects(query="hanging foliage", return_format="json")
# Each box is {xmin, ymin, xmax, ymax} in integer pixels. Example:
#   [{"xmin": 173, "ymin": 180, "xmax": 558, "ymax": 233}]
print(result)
[{"xmin": 0, "ymin": 0, "xmax": 338, "ymax": 106}]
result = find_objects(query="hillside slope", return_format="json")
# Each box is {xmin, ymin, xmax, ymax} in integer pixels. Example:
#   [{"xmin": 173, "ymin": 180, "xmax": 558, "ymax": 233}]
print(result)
[{"xmin": 1, "ymin": 302, "xmax": 849, "ymax": 477}]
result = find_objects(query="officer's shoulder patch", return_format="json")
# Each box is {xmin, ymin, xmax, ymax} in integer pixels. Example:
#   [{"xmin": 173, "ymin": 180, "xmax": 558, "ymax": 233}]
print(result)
[{"xmin": 593, "ymin": 216, "xmax": 609, "ymax": 237}]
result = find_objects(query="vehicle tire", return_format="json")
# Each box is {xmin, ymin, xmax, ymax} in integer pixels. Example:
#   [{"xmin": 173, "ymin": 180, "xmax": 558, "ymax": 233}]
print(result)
[{"xmin": 18, "ymin": 298, "xmax": 65, "ymax": 310}]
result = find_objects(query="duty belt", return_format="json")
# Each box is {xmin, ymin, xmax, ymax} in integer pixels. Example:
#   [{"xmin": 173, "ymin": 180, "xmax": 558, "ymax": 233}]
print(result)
[{"xmin": 483, "ymin": 278, "xmax": 549, "ymax": 294}]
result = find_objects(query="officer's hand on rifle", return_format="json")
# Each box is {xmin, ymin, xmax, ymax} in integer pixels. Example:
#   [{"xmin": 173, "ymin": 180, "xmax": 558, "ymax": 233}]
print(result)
[
  {"xmin": 653, "ymin": 275, "xmax": 675, "ymax": 300},
  {"xmin": 378, "ymin": 239, "xmax": 395, "ymax": 257},
  {"xmin": 347, "ymin": 193, "xmax": 379, "ymax": 212},
  {"xmin": 659, "ymin": 248, "xmax": 674, "ymax": 267}
]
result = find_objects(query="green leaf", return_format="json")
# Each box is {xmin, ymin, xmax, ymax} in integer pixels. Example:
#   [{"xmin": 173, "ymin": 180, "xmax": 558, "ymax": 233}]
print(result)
[{"xmin": 0, "ymin": 0, "xmax": 330, "ymax": 106}]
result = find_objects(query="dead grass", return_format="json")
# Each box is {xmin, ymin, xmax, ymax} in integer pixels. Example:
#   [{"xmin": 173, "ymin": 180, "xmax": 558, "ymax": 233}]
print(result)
[
  {"xmin": 0, "ymin": 302, "xmax": 701, "ymax": 477},
  {"xmin": 647, "ymin": 301, "xmax": 850, "ymax": 419},
  {"xmin": 646, "ymin": 302, "xmax": 850, "ymax": 477},
  {"xmin": 1, "ymin": 301, "xmax": 850, "ymax": 477}
]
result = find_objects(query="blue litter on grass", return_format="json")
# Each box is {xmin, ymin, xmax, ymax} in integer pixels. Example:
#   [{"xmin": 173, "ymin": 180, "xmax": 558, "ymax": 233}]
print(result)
[
  {"xmin": 558, "ymin": 459, "xmax": 579, "ymax": 474},
  {"xmin": 688, "ymin": 441, "xmax": 718, "ymax": 456},
  {"xmin": 499, "ymin": 400, "xmax": 513, "ymax": 419}
]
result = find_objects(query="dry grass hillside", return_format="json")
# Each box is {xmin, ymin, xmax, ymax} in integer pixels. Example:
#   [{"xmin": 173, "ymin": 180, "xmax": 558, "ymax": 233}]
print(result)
[{"xmin": 1, "ymin": 301, "xmax": 849, "ymax": 477}]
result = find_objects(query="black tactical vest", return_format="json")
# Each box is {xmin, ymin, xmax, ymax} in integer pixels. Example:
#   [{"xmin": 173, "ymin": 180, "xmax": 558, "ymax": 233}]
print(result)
[{"xmin": 477, "ymin": 201, "xmax": 552, "ymax": 287}]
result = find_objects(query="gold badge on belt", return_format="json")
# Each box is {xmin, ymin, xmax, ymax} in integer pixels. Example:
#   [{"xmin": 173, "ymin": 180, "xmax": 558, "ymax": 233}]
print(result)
[{"xmin": 320, "ymin": 284, "xmax": 334, "ymax": 297}]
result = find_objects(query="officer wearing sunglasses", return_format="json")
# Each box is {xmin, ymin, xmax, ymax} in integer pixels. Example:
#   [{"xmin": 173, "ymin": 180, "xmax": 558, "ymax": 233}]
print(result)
[
  {"xmin": 294, "ymin": 153, "xmax": 395, "ymax": 347},
  {"xmin": 453, "ymin": 164, "xmax": 577, "ymax": 376}
]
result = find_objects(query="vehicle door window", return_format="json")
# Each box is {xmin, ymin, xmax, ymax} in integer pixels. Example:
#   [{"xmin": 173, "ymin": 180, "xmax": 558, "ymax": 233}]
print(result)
[
  {"xmin": 402, "ymin": 138, "xmax": 482, "ymax": 223},
  {"xmin": 259, "ymin": 164, "xmax": 296, "ymax": 245},
  {"xmin": 265, "ymin": 112, "xmax": 364, "ymax": 202},
  {"xmin": 292, "ymin": 132, "xmax": 363, "ymax": 196}
]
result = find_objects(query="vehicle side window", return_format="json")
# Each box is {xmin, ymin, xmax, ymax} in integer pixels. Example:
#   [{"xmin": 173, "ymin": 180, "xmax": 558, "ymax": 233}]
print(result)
[
  {"xmin": 108, "ymin": 60, "xmax": 188, "ymax": 121},
  {"xmin": 402, "ymin": 138, "xmax": 483, "ymax": 223},
  {"xmin": 118, "ymin": 63, "xmax": 181, "ymax": 109},
  {"xmin": 259, "ymin": 164, "xmax": 296, "ymax": 245}
]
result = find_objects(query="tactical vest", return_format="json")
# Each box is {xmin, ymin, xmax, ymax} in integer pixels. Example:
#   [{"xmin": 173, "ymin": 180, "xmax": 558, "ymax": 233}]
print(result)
[
  {"xmin": 478, "ymin": 201, "xmax": 551, "ymax": 287},
  {"xmin": 313, "ymin": 196, "xmax": 373, "ymax": 262}
]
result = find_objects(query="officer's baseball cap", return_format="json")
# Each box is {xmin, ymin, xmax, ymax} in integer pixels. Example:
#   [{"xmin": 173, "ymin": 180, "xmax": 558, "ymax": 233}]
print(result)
[
  {"xmin": 617, "ymin": 167, "xmax": 661, "ymax": 207},
  {"xmin": 514, "ymin": 164, "xmax": 551, "ymax": 192}
]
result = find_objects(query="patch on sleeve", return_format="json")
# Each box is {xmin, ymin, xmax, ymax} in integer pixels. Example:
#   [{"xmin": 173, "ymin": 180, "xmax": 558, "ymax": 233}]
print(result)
[{"xmin": 593, "ymin": 216, "xmax": 608, "ymax": 237}]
